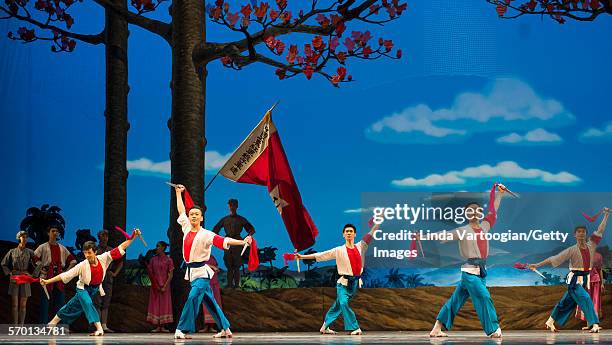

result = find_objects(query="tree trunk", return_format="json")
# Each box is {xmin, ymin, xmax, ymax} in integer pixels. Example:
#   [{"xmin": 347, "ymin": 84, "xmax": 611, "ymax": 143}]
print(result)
[
  {"xmin": 167, "ymin": 0, "xmax": 207, "ymax": 324},
  {"xmin": 103, "ymin": 0, "xmax": 129, "ymax": 248}
]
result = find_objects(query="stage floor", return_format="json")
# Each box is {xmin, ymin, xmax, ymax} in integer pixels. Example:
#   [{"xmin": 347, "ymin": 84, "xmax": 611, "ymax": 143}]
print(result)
[{"xmin": 1, "ymin": 331, "xmax": 611, "ymax": 345}]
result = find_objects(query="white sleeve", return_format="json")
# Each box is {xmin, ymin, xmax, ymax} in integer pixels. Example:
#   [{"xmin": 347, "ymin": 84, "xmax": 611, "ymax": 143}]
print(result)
[
  {"xmin": 59, "ymin": 263, "xmax": 81, "ymax": 283},
  {"xmin": 177, "ymin": 212, "xmax": 190, "ymax": 234},
  {"xmin": 314, "ymin": 248, "xmax": 337, "ymax": 262}
]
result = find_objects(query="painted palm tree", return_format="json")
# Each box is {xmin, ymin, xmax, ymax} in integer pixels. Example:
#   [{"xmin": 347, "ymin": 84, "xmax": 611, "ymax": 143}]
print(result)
[
  {"xmin": 384, "ymin": 268, "xmax": 408, "ymax": 288},
  {"xmin": 20, "ymin": 204, "xmax": 66, "ymax": 245},
  {"xmin": 404, "ymin": 273, "xmax": 426, "ymax": 288},
  {"xmin": 258, "ymin": 246, "xmax": 278, "ymax": 269}
]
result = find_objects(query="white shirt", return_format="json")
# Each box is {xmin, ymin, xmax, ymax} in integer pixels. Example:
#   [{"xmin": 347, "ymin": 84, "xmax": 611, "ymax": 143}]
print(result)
[
  {"xmin": 178, "ymin": 213, "xmax": 230, "ymax": 281},
  {"xmin": 59, "ymin": 247, "xmax": 125, "ymax": 296},
  {"xmin": 314, "ymin": 235, "xmax": 371, "ymax": 287}
]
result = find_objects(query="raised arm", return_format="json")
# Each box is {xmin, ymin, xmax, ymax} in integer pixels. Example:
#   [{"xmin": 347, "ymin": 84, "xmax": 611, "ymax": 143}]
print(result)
[
  {"xmin": 482, "ymin": 183, "xmax": 505, "ymax": 232},
  {"xmin": 594, "ymin": 207, "xmax": 609, "ymax": 238},
  {"xmin": 175, "ymin": 184, "xmax": 186, "ymax": 215},
  {"xmin": 117, "ymin": 229, "xmax": 141, "ymax": 252}
]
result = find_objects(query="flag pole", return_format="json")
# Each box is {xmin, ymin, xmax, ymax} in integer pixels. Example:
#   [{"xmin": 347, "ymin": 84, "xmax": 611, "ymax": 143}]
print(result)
[
  {"xmin": 204, "ymin": 170, "xmax": 222, "ymax": 192},
  {"xmin": 204, "ymin": 100, "xmax": 281, "ymax": 193}
]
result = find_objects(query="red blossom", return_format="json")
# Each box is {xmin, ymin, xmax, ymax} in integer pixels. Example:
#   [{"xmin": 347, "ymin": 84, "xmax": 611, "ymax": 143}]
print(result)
[
  {"xmin": 209, "ymin": 7, "xmax": 222, "ymax": 19},
  {"xmin": 362, "ymin": 46, "xmax": 373, "ymax": 57},
  {"xmin": 396, "ymin": 49, "xmax": 402, "ymax": 58},
  {"xmin": 254, "ymin": 2, "xmax": 269, "ymax": 20},
  {"xmin": 220, "ymin": 56, "xmax": 232, "ymax": 65},
  {"xmin": 312, "ymin": 36, "xmax": 325, "ymax": 51},
  {"xmin": 303, "ymin": 65, "xmax": 314, "ymax": 80},
  {"xmin": 383, "ymin": 39, "xmax": 393, "ymax": 51},
  {"xmin": 337, "ymin": 67, "xmax": 347, "ymax": 80},
  {"xmin": 337, "ymin": 51, "xmax": 346, "ymax": 63},
  {"xmin": 316, "ymin": 13, "xmax": 330, "ymax": 28},
  {"xmin": 304, "ymin": 43, "xmax": 312, "ymax": 56},
  {"xmin": 281, "ymin": 11, "xmax": 292, "ymax": 23},
  {"xmin": 269, "ymin": 9, "xmax": 279, "ymax": 20},
  {"xmin": 343, "ymin": 37, "xmax": 355, "ymax": 52},
  {"xmin": 240, "ymin": 4, "xmax": 252, "ymax": 17},
  {"xmin": 335, "ymin": 20, "xmax": 346, "ymax": 36},
  {"xmin": 496, "ymin": 2, "xmax": 507, "ymax": 16},
  {"xmin": 286, "ymin": 44, "xmax": 298, "ymax": 64},
  {"xmin": 227, "ymin": 12, "xmax": 240, "ymax": 26},
  {"xmin": 276, "ymin": 0, "xmax": 286, "ymax": 9},
  {"xmin": 330, "ymin": 37, "xmax": 339, "ymax": 51},
  {"xmin": 275, "ymin": 40, "xmax": 285, "ymax": 55},
  {"xmin": 275, "ymin": 68, "xmax": 286, "ymax": 80}
]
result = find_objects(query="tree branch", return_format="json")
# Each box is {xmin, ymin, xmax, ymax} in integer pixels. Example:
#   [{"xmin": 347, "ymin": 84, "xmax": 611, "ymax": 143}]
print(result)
[
  {"xmin": 194, "ymin": 0, "xmax": 383, "ymax": 64},
  {"xmin": 0, "ymin": 6, "xmax": 104, "ymax": 45},
  {"xmin": 487, "ymin": 0, "xmax": 610, "ymax": 23},
  {"xmin": 93, "ymin": 0, "xmax": 171, "ymax": 43}
]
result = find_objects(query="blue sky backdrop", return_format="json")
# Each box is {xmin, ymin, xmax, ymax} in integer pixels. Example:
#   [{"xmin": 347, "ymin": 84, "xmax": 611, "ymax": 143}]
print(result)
[{"xmin": 1, "ymin": 1, "xmax": 611, "ymax": 268}]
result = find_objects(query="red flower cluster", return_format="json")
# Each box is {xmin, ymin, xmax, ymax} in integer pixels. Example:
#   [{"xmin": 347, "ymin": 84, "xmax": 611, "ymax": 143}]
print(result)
[{"xmin": 265, "ymin": 36, "xmax": 285, "ymax": 55}]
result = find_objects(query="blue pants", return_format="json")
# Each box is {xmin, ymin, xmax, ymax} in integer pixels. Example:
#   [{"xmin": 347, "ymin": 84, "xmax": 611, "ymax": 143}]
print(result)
[
  {"xmin": 39, "ymin": 286, "xmax": 65, "ymax": 324},
  {"xmin": 436, "ymin": 272, "xmax": 499, "ymax": 336},
  {"xmin": 177, "ymin": 278, "xmax": 230, "ymax": 333},
  {"xmin": 324, "ymin": 283, "xmax": 360, "ymax": 331},
  {"xmin": 56, "ymin": 285, "xmax": 100, "ymax": 325},
  {"xmin": 551, "ymin": 284, "xmax": 599, "ymax": 327}
]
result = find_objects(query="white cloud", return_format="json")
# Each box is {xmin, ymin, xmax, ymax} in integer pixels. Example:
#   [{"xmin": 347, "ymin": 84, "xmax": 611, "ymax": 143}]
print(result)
[
  {"xmin": 496, "ymin": 128, "xmax": 562, "ymax": 144},
  {"xmin": 205, "ymin": 151, "xmax": 233, "ymax": 170},
  {"xmin": 391, "ymin": 161, "xmax": 581, "ymax": 187},
  {"xmin": 579, "ymin": 122, "xmax": 612, "ymax": 142},
  {"xmin": 126, "ymin": 158, "xmax": 171, "ymax": 176},
  {"xmin": 366, "ymin": 78, "xmax": 573, "ymax": 144},
  {"xmin": 344, "ymin": 207, "xmax": 374, "ymax": 214},
  {"xmin": 125, "ymin": 151, "xmax": 232, "ymax": 177}
]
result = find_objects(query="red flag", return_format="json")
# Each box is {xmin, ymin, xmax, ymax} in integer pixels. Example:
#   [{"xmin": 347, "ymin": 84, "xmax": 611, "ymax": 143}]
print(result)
[
  {"xmin": 283, "ymin": 253, "xmax": 296, "ymax": 266},
  {"xmin": 248, "ymin": 238, "xmax": 259, "ymax": 271},
  {"xmin": 183, "ymin": 188, "xmax": 195, "ymax": 211},
  {"xmin": 219, "ymin": 110, "xmax": 318, "ymax": 251},
  {"xmin": 582, "ymin": 210, "xmax": 601, "ymax": 223},
  {"xmin": 114, "ymin": 226, "xmax": 137, "ymax": 240},
  {"xmin": 513, "ymin": 262, "xmax": 528, "ymax": 270},
  {"xmin": 11, "ymin": 274, "xmax": 40, "ymax": 284}
]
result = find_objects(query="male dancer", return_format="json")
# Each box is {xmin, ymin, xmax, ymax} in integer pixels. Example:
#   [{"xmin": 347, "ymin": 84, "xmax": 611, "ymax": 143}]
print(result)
[
  {"xmin": 213, "ymin": 198, "xmax": 255, "ymax": 289},
  {"xmin": 429, "ymin": 183, "xmax": 505, "ymax": 338},
  {"xmin": 34, "ymin": 225, "xmax": 77, "ymax": 323},
  {"xmin": 94, "ymin": 229, "xmax": 123, "ymax": 332},
  {"xmin": 530, "ymin": 207, "xmax": 609, "ymax": 333},
  {"xmin": 296, "ymin": 222, "xmax": 379, "ymax": 335},
  {"xmin": 174, "ymin": 184, "xmax": 252, "ymax": 339},
  {"xmin": 40, "ymin": 230, "xmax": 140, "ymax": 336}
]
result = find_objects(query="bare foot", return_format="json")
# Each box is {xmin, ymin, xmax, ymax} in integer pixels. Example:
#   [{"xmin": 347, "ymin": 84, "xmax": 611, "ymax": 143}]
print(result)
[
  {"xmin": 590, "ymin": 324, "xmax": 602, "ymax": 333},
  {"xmin": 350, "ymin": 328, "xmax": 362, "ymax": 335},
  {"xmin": 89, "ymin": 330, "xmax": 104, "ymax": 336}
]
